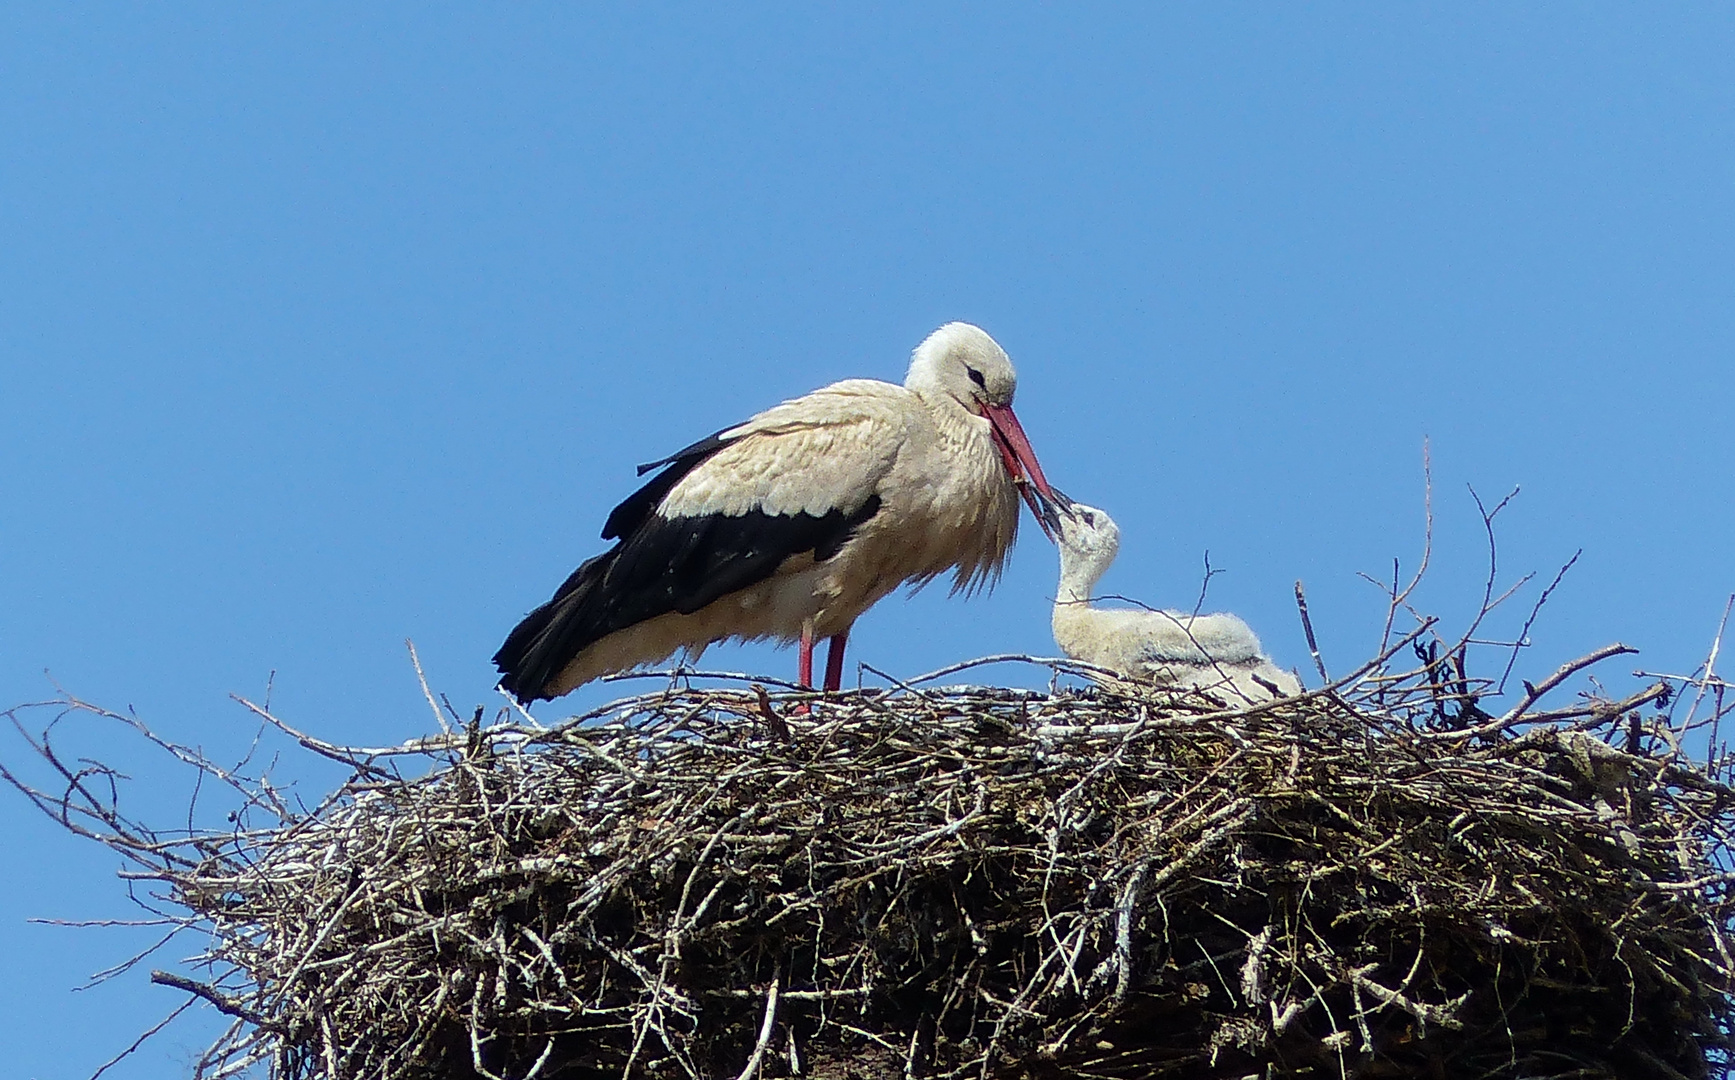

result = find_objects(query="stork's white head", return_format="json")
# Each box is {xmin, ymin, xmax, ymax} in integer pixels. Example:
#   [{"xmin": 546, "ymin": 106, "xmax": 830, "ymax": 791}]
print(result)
[
  {"xmin": 905, "ymin": 322, "xmax": 1019, "ymax": 410},
  {"xmin": 905, "ymin": 322, "xmax": 1060, "ymax": 537},
  {"xmin": 1055, "ymin": 502, "xmax": 1121, "ymax": 597}
]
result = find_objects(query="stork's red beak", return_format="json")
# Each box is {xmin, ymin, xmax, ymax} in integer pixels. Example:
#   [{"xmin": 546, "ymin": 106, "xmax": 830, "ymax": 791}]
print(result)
[{"xmin": 981, "ymin": 401, "xmax": 1060, "ymax": 540}]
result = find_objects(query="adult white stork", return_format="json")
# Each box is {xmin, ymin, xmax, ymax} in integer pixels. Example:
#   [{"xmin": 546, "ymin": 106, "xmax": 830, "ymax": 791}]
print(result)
[
  {"xmin": 494, "ymin": 322, "xmax": 1060, "ymax": 703},
  {"xmin": 1050, "ymin": 502, "xmax": 1302, "ymax": 702}
]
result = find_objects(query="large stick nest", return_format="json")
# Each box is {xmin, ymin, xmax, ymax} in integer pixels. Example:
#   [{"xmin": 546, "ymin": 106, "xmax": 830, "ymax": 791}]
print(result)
[{"xmin": 16, "ymin": 650, "xmax": 1734, "ymax": 1080}]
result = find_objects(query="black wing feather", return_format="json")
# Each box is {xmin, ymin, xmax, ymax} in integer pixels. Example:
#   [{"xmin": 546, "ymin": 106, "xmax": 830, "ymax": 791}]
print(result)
[
  {"xmin": 495, "ymin": 492, "xmax": 882, "ymax": 703},
  {"xmin": 600, "ymin": 427, "xmax": 736, "ymax": 540}
]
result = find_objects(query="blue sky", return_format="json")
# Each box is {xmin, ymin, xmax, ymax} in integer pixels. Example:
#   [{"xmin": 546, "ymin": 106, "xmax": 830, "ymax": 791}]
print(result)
[{"xmin": 4, "ymin": 6, "xmax": 1733, "ymax": 1076}]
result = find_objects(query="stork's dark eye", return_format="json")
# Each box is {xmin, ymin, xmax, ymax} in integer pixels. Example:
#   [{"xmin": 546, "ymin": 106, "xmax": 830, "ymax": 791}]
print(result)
[
  {"xmin": 967, "ymin": 367, "xmax": 987, "ymax": 389},
  {"xmin": 1081, "ymin": 511, "xmax": 1096, "ymax": 525}
]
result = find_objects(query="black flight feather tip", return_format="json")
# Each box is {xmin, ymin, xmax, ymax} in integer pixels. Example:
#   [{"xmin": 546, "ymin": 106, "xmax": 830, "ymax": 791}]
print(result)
[{"xmin": 494, "ymin": 441, "xmax": 882, "ymax": 702}]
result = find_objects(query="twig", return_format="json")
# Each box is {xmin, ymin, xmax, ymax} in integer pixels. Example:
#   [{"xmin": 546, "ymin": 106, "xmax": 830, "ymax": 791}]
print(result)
[
  {"xmin": 150, "ymin": 971, "xmax": 285, "ymax": 1033},
  {"xmin": 1685, "ymin": 594, "xmax": 1734, "ymax": 733},
  {"xmin": 1294, "ymin": 580, "xmax": 1328, "ymax": 684},
  {"xmin": 1497, "ymin": 550, "xmax": 1582, "ymax": 695},
  {"xmin": 900, "ymin": 653, "xmax": 1126, "ymax": 686},
  {"xmin": 1377, "ymin": 439, "xmax": 1434, "ymax": 657},
  {"xmin": 407, "ymin": 639, "xmax": 453, "ymax": 736},
  {"xmin": 1190, "ymin": 550, "xmax": 1223, "ymax": 618},
  {"xmin": 87, "ymin": 997, "xmax": 195, "ymax": 1080},
  {"xmin": 1499, "ymin": 644, "xmax": 1639, "ymax": 726},
  {"xmin": 733, "ymin": 970, "xmax": 781, "ymax": 1080}
]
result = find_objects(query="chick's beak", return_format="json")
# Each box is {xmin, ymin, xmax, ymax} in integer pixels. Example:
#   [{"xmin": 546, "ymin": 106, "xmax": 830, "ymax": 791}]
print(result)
[{"xmin": 1038, "ymin": 486, "xmax": 1075, "ymax": 536}]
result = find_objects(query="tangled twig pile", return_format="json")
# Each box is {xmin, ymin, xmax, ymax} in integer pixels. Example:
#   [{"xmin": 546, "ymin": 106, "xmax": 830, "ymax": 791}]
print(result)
[{"xmin": 6, "ymin": 641, "xmax": 1735, "ymax": 1080}]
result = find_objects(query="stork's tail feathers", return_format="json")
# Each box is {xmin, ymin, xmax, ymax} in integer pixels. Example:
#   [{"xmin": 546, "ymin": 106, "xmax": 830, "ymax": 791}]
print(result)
[
  {"xmin": 493, "ymin": 553, "xmax": 610, "ymax": 703},
  {"xmin": 494, "ymin": 500, "xmax": 884, "ymax": 702}
]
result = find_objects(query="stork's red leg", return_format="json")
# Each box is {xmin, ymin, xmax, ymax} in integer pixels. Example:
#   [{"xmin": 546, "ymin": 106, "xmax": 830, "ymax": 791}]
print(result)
[
  {"xmin": 798, "ymin": 623, "xmax": 816, "ymax": 689},
  {"xmin": 823, "ymin": 628, "xmax": 851, "ymax": 692}
]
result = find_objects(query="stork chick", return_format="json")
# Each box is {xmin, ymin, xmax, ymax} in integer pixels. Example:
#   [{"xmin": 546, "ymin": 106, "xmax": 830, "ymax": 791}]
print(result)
[
  {"xmin": 1052, "ymin": 503, "xmax": 1301, "ymax": 702},
  {"xmin": 494, "ymin": 322, "xmax": 1061, "ymax": 703}
]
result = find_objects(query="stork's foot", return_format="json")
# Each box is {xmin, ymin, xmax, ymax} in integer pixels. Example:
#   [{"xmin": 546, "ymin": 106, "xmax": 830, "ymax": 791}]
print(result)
[{"xmin": 798, "ymin": 625, "xmax": 816, "ymax": 690}]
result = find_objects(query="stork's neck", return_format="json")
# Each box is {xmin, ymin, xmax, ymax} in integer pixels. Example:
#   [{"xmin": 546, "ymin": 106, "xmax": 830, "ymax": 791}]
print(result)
[
  {"xmin": 1056, "ymin": 554, "xmax": 1102, "ymax": 608},
  {"xmin": 907, "ymin": 381, "xmax": 978, "ymax": 424}
]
